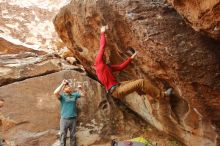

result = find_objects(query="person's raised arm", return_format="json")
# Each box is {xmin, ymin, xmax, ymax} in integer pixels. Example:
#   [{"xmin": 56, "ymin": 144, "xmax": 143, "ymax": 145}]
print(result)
[
  {"xmin": 95, "ymin": 26, "xmax": 106, "ymax": 65},
  {"xmin": 77, "ymin": 84, "xmax": 85, "ymax": 97},
  {"xmin": 110, "ymin": 51, "xmax": 138, "ymax": 71},
  {"xmin": 53, "ymin": 80, "xmax": 67, "ymax": 99}
]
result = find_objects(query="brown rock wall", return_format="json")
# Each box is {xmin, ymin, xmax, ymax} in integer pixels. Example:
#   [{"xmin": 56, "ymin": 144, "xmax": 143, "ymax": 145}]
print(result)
[{"xmin": 54, "ymin": 0, "xmax": 220, "ymax": 145}]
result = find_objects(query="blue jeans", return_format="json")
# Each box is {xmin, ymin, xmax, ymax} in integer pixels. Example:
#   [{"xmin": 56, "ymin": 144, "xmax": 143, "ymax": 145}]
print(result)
[{"xmin": 60, "ymin": 118, "xmax": 76, "ymax": 146}]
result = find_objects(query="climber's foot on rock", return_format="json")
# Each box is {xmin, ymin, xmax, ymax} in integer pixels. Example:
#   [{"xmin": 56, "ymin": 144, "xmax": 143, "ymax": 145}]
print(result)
[{"xmin": 164, "ymin": 88, "xmax": 173, "ymax": 96}]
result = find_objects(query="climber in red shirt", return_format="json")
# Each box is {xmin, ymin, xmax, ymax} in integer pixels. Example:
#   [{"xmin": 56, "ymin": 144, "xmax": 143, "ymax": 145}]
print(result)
[{"xmin": 95, "ymin": 26, "xmax": 172, "ymax": 100}]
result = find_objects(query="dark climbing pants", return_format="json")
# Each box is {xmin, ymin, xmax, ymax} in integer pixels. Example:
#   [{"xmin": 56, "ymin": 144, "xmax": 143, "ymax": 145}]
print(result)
[
  {"xmin": 60, "ymin": 118, "xmax": 76, "ymax": 146},
  {"xmin": 0, "ymin": 138, "xmax": 3, "ymax": 146},
  {"xmin": 111, "ymin": 79, "xmax": 164, "ymax": 99}
]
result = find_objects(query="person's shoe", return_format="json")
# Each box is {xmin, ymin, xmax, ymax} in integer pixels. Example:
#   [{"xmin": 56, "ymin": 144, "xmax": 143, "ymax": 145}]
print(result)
[{"xmin": 164, "ymin": 88, "xmax": 172, "ymax": 96}]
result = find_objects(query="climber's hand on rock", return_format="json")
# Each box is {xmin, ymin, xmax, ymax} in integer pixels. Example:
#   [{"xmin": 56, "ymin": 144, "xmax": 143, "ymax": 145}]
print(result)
[
  {"xmin": 131, "ymin": 51, "xmax": 138, "ymax": 59},
  {"xmin": 101, "ymin": 26, "xmax": 106, "ymax": 32}
]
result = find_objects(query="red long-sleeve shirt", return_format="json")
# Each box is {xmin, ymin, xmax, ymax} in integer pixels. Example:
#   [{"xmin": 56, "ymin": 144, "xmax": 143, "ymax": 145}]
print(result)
[{"xmin": 95, "ymin": 32, "xmax": 132, "ymax": 91}]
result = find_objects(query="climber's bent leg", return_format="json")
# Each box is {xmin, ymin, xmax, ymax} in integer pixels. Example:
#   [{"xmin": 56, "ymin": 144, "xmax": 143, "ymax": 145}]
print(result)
[{"xmin": 111, "ymin": 79, "xmax": 163, "ymax": 99}]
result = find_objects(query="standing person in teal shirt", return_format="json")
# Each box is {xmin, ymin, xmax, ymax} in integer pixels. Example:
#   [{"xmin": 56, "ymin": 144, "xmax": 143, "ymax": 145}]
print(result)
[{"xmin": 54, "ymin": 79, "xmax": 85, "ymax": 146}]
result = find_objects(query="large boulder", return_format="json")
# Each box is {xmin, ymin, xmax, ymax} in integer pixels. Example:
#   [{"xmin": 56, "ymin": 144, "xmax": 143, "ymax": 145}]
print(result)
[
  {"xmin": 0, "ymin": 70, "xmax": 101, "ymax": 145},
  {"xmin": 0, "ymin": 39, "xmax": 176, "ymax": 145},
  {"xmin": 1, "ymin": 0, "xmax": 198, "ymax": 145},
  {"xmin": 54, "ymin": 0, "xmax": 220, "ymax": 146},
  {"xmin": 0, "ymin": 38, "xmax": 84, "ymax": 87},
  {"xmin": 167, "ymin": 0, "xmax": 220, "ymax": 40},
  {"xmin": 0, "ymin": 70, "xmax": 176, "ymax": 146}
]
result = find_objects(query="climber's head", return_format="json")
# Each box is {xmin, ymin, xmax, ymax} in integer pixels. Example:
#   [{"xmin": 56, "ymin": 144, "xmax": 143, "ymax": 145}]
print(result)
[
  {"xmin": 0, "ymin": 99, "xmax": 4, "ymax": 108},
  {"xmin": 63, "ymin": 83, "xmax": 72, "ymax": 94}
]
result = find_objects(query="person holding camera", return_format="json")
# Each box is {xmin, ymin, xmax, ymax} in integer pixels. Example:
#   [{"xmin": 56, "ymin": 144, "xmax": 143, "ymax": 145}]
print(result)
[
  {"xmin": 95, "ymin": 25, "xmax": 172, "ymax": 101},
  {"xmin": 54, "ymin": 79, "xmax": 84, "ymax": 146}
]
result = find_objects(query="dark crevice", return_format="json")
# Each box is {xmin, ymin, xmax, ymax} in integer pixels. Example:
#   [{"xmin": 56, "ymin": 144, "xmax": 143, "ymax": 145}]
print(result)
[
  {"xmin": 74, "ymin": 58, "xmax": 81, "ymax": 65},
  {"xmin": 72, "ymin": 68, "xmax": 85, "ymax": 73},
  {"xmin": 127, "ymin": 47, "xmax": 136, "ymax": 54},
  {"xmin": 122, "ymin": 47, "xmax": 136, "ymax": 58},
  {"xmin": 75, "ymin": 46, "xmax": 83, "ymax": 52},
  {"xmin": 65, "ymin": 20, "xmax": 76, "ymax": 47},
  {"xmin": 98, "ymin": 100, "xmax": 108, "ymax": 110},
  {"xmin": 85, "ymin": 70, "xmax": 98, "ymax": 82},
  {"xmin": 111, "ymin": 96, "xmax": 149, "ymax": 125},
  {"xmin": 0, "ymin": 68, "xmax": 87, "ymax": 87},
  {"xmin": 169, "ymin": 93, "xmax": 189, "ymax": 124},
  {"xmin": 0, "ymin": 70, "xmax": 60, "ymax": 87},
  {"xmin": 84, "ymin": 69, "xmax": 106, "ymax": 87}
]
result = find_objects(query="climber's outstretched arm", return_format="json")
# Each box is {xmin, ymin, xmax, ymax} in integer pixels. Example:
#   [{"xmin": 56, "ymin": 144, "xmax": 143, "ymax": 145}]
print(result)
[
  {"xmin": 110, "ymin": 51, "xmax": 138, "ymax": 71},
  {"xmin": 110, "ymin": 57, "xmax": 132, "ymax": 71},
  {"xmin": 95, "ymin": 26, "xmax": 106, "ymax": 65}
]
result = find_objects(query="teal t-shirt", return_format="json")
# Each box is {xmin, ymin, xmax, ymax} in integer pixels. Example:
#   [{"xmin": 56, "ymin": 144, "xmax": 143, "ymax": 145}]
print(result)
[{"xmin": 59, "ymin": 92, "xmax": 81, "ymax": 119}]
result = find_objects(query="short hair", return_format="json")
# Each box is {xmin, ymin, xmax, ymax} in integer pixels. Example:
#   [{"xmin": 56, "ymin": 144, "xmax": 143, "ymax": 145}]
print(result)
[
  {"xmin": 64, "ymin": 83, "xmax": 71, "ymax": 88},
  {"xmin": 0, "ymin": 99, "xmax": 5, "ymax": 102}
]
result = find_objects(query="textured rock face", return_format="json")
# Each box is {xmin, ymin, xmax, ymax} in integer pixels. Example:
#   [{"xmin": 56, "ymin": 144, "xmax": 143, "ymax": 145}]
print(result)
[
  {"xmin": 0, "ymin": 41, "xmax": 177, "ymax": 145},
  {"xmin": 0, "ymin": 70, "xmax": 175, "ymax": 146},
  {"xmin": 0, "ymin": 0, "xmax": 71, "ymax": 52},
  {"xmin": 0, "ymin": 38, "xmax": 45, "ymax": 55},
  {"xmin": 54, "ymin": 0, "xmax": 220, "ymax": 146},
  {"xmin": 0, "ymin": 38, "xmax": 83, "ymax": 87},
  {"xmin": 167, "ymin": 0, "xmax": 220, "ymax": 40},
  {"xmin": 0, "ymin": 70, "xmax": 102, "ymax": 145}
]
